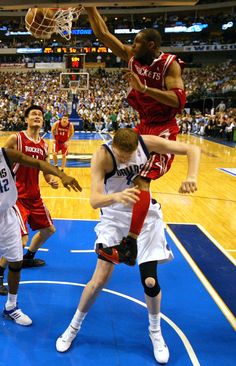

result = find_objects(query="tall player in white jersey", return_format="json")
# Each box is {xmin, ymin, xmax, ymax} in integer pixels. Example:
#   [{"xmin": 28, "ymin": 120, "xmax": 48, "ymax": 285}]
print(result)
[
  {"xmin": 56, "ymin": 129, "xmax": 200, "ymax": 364},
  {"xmin": 0, "ymin": 147, "xmax": 81, "ymax": 326}
]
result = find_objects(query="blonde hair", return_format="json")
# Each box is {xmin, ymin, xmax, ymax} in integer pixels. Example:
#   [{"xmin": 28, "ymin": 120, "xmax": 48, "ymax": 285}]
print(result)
[{"xmin": 112, "ymin": 128, "xmax": 138, "ymax": 153}]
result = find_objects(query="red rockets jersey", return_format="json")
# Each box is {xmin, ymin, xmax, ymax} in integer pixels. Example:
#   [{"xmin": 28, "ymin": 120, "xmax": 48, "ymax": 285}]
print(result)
[
  {"xmin": 13, "ymin": 131, "xmax": 48, "ymax": 199},
  {"xmin": 127, "ymin": 53, "xmax": 184, "ymax": 125},
  {"xmin": 54, "ymin": 120, "xmax": 71, "ymax": 143}
]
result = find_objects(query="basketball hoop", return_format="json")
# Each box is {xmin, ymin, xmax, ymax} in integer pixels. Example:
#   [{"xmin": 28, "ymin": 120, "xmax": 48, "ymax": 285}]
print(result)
[
  {"xmin": 69, "ymin": 81, "xmax": 79, "ymax": 95},
  {"xmin": 25, "ymin": 6, "xmax": 84, "ymax": 40},
  {"xmin": 53, "ymin": 6, "xmax": 84, "ymax": 40}
]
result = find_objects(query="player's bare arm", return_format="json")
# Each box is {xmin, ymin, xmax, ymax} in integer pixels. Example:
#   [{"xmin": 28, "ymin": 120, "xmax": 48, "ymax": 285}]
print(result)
[
  {"xmin": 4, "ymin": 134, "xmax": 17, "ymax": 150},
  {"xmin": 122, "ymin": 61, "xmax": 184, "ymax": 109},
  {"xmin": 90, "ymin": 147, "xmax": 140, "ymax": 209},
  {"xmin": 43, "ymin": 156, "xmax": 59, "ymax": 189},
  {"xmin": 69, "ymin": 124, "xmax": 75, "ymax": 140},
  {"xmin": 85, "ymin": 7, "xmax": 132, "ymax": 62},
  {"xmin": 51, "ymin": 122, "xmax": 58, "ymax": 139},
  {"xmin": 5, "ymin": 148, "xmax": 82, "ymax": 192},
  {"xmin": 143, "ymin": 135, "xmax": 201, "ymax": 193}
]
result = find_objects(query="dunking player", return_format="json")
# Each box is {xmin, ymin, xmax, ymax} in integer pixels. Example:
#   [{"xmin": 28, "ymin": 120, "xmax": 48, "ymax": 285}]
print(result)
[
  {"xmin": 52, "ymin": 114, "xmax": 74, "ymax": 171},
  {"xmin": 0, "ymin": 146, "xmax": 81, "ymax": 325},
  {"xmin": 0, "ymin": 105, "xmax": 65, "ymax": 295},
  {"xmin": 86, "ymin": 7, "xmax": 186, "ymax": 264},
  {"xmin": 56, "ymin": 129, "xmax": 200, "ymax": 363}
]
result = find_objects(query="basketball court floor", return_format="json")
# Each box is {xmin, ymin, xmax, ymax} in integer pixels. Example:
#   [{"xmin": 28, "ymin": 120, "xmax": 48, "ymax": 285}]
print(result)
[{"xmin": 0, "ymin": 131, "xmax": 235, "ymax": 366}]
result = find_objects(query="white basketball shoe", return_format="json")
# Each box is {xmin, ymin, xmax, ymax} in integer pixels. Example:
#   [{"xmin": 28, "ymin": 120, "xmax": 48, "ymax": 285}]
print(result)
[
  {"xmin": 149, "ymin": 327, "xmax": 170, "ymax": 364},
  {"xmin": 56, "ymin": 325, "xmax": 79, "ymax": 352},
  {"xmin": 3, "ymin": 305, "xmax": 32, "ymax": 326}
]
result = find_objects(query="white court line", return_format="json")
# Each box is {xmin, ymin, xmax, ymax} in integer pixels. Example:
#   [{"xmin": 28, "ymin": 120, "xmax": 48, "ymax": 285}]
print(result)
[
  {"xmin": 196, "ymin": 223, "xmax": 236, "ymax": 266},
  {"xmin": 99, "ymin": 132, "xmax": 106, "ymax": 141},
  {"xmin": 167, "ymin": 222, "xmax": 236, "ymax": 265},
  {"xmin": 42, "ymin": 196, "xmax": 89, "ymax": 200},
  {"xmin": 17, "ymin": 280, "xmax": 200, "ymax": 366},
  {"xmin": 24, "ymin": 246, "xmax": 49, "ymax": 252},
  {"xmin": 167, "ymin": 225, "xmax": 236, "ymax": 330},
  {"xmin": 70, "ymin": 250, "xmax": 94, "ymax": 253}
]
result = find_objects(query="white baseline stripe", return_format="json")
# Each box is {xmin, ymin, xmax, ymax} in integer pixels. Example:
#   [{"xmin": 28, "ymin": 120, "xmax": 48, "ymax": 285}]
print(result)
[
  {"xmin": 25, "ymin": 246, "xmax": 49, "ymax": 252},
  {"xmin": 17, "ymin": 280, "xmax": 200, "ymax": 366}
]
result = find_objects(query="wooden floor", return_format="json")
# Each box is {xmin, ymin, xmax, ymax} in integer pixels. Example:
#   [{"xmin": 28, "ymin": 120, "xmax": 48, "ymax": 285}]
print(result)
[{"xmin": 1, "ymin": 131, "xmax": 236, "ymax": 259}]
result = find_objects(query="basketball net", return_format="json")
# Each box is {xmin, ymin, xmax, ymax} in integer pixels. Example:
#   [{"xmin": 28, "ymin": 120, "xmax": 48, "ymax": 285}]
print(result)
[
  {"xmin": 54, "ymin": 6, "xmax": 84, "ymax": 40},
  {"xmin": 26, "ymin": 6, "xmax": 84, "ymax": 40},
  {"xmin": 70, "ymin": 85, "xmax": 78, "ymax": 95}
]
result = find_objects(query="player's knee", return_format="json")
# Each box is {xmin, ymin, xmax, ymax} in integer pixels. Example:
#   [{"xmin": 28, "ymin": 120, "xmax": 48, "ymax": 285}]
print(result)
[
  {"xmin": 142, "ymin": 276, "xmax": 161, "ymax": 297},
  {"xmin": 8, "ymin": 261, "xmax": 22, "ymax": 272},
  {"xmin": 89, "ymin": 278, "xmax": 106, "ymax": 293},
  {"xmin": 40, "ymin": 225, "xmax": 56, "ymax": 238},
  {"xmin": 133, "ymin": 176, "xmax": 150, "ymax": 190},
  {"xmin": 145, "ymin": 276, "xmax": 156, "ymax": 288},
  {"xmin": 139, "ymin": 261, "xmax": 161, "ymax": 297}
]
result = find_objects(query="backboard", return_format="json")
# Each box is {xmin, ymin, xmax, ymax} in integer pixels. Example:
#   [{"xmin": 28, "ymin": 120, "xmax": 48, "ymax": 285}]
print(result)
[{"xmin": 60, "ymin": 72, "xmax": 89, "ymax": 91}]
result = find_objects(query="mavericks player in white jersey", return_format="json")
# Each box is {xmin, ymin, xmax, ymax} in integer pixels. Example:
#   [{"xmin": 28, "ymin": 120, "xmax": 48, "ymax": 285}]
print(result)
[
  {"xmin": 56, "ymin": 129, "xmax": 200, "ymax": 364},
  {"xmin": 0, "ymin": 147, "xmax": 81, "ymax": 325}
]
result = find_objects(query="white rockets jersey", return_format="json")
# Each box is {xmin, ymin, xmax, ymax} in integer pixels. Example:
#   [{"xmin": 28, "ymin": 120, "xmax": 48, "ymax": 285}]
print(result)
[
  {"xmin": 0, "ymin": 148, "xmax": 17, "ymax": 214},
  {"xmin": 103, "ymin": 136, "xmax": 150, "ymax": 213}
]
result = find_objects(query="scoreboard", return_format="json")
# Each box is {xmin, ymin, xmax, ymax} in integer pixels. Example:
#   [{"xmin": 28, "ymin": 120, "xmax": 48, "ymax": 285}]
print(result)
[{"xmin": 66, "ymin": 55, "xmax": 84, "ymax": 70}]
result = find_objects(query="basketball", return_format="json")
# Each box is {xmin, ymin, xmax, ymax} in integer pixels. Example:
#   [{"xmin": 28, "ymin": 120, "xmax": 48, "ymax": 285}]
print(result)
[{"xmin": 25, "ymin": 8, "xmax": 56, "ymax": 39}]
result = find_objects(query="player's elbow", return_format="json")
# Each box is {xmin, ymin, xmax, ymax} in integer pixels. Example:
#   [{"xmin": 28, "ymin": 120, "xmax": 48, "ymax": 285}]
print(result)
[
  {"xmin": 94, "ymin": 28, "xmax": 110, "ymax": 43},
  {"xmin": 90, "ymin": 197, "xmax": 99, "ymax": 209}
]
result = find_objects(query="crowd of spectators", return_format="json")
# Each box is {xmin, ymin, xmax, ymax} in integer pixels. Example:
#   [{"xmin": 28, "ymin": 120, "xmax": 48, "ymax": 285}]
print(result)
[
  {"xmin": 0, "ymin": 64, "xmax": 235, "ymax": 142},
  {"xmin": 183, "ymin": 61, "xmax": 236, "ymax": 98},
  {"xmin": 0, "ymin": 69, "xmax": 139, "ymax": 133},
  {"xmin": 177, "ymin": 110, "xmax": 236, "ymax": 141}
]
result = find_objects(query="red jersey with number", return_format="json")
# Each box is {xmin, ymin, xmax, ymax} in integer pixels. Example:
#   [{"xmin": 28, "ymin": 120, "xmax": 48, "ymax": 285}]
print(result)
[
  {"xmin": 54, "ymin": 120, "xmax": 71, "ymax": 143},
  {"xmin": 13, "ymin": 131, "xmax": 48, "ymax": 199},
  {"xmin": 127, "ymin": 53, "xmax": 184, "ymax": 126}
]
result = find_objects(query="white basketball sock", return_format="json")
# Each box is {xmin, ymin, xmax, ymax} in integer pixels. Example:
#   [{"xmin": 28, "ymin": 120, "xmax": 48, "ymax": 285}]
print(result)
[
  {"xmin": 149, "ymin": 313, "xmax": 161, "ymax": 333},
  {"xmin": 6, "ymin": 293, "xmax": 17, "ymax": 310},
  {"xmin": 70, "ymin": 309, "xmax": 87, "ymax": 330}
]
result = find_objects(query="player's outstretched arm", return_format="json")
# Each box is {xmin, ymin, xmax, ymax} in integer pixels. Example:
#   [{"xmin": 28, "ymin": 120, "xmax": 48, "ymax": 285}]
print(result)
[
  {"xmin": 142, "ymin": 135, "xmax": 201, "ymax": 193},
  {"xmin": 85, "ymin": 7, "xmax": 132, "ymax": 62},
  {"xmin": 5, "ymin": 148, "xmax": 82, "ymax": 192}
]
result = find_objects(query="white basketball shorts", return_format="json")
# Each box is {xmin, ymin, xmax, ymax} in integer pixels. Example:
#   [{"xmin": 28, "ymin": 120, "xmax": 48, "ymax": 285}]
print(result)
[
  {"xmin": 94, "ymin": 201, "xmax": 173, "ymax": 265},
  {"xmin": 0, "ymin": 206, "xmax": 23, "ymax": 262}
]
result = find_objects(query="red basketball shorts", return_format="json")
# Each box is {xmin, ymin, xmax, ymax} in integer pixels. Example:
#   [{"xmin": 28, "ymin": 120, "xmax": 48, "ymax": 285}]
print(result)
[
  {"xmin": 136, "ymin": 122, "xmax": 179, "ymax": 180},
  {"xmin": 53, "ymin": 140, "xmax": 68, "ymax": 155},
  {"xmin": 14, "ymin": 197, "xmax": 53, "ymax": 236}
]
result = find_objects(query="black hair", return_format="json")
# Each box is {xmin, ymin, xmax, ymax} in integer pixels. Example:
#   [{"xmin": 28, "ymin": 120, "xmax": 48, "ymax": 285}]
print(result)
[
  {"xmin": 24, "ymin": 105, "xmax": 44, "ymax": 118},
  {"xmin": 139, "ymin": 28, "xmax": 161, "ymax": 48}
]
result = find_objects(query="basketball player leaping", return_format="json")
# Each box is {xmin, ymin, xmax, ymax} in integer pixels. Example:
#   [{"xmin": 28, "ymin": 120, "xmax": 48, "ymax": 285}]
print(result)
[
  {"xmin": 85, "ymin": 7, "xmax": 187, "ymax": 265},
  {"xmin": 52, "ymin": 114, "xmax": 74, "ymax": 172},
  {"xmin": 0, "ymin": 105, "xmax": 71, "ymax": 296}
]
